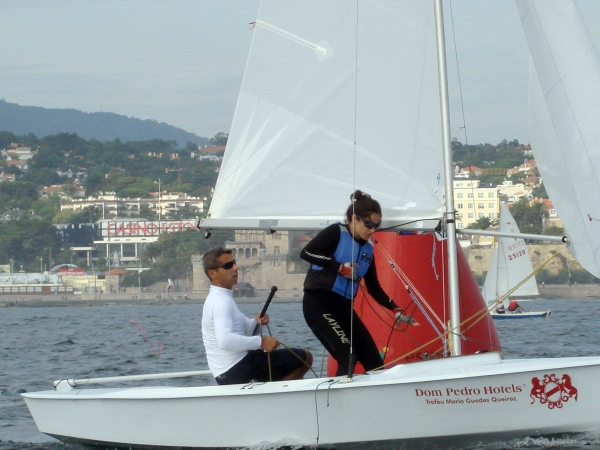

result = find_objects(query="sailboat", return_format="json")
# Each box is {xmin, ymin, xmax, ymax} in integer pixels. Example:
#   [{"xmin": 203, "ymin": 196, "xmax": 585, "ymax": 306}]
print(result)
[
  {"xmin": 483, "ymin": 203, "xmax": 550, "ymax": 319},
  {"xmin": 22, "ymin": 0, "xmax": 600, "ymax": 448}
]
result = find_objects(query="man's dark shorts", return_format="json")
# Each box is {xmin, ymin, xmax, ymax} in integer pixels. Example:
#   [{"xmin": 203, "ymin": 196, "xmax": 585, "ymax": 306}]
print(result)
[{"xmin": 215, "ymin": 348, "xmax": 308, "ymax": 385}]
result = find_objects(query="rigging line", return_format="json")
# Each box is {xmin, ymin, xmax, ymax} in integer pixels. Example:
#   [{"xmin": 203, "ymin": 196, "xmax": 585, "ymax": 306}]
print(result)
[
  {"xmin": 376, "ymin": 327, "xmax": 450, "ymax": 370},
  {"xmin": 488, "ymin": 250, "xmax": 562, "ymax": 306},
  {"xmin": 480, "ymin": 237, "xmax": 495, "ymax": 346},
  {"xmin": 405, "ymin": 287, "xmax": 445, "ymax": 342},
  {"xmin": 374, "ymin": 296, "xmax": 505, "ymax": 370},
  {"xmin": 448, "ymin": 0, "xmax": 469, "ymax": 146},
  {"xmin": 442, "ymin": 333, "xmax": 538, "ymax": 359},
  {"xmin": 390, "ymin": 263, "xmax": 444, "ymax": 327},
  {"xmin": 357, "ymin": 286, "xmax": 422, "ymax": 363},
  {"xmin": 440, "ymin": 235, "xmax": 449, "ymax": 354},
  {"xmin": 373, "ymin": 239, "xmax": 445, "ymax": 327},
  {"xmin": 379, "ymin": 217, "xmax": 443, "ymax": 232},
  {"xmin": 312, "ymin": 379, "xmax": 335, "ymax": 445},
  {"xmin": 450, "ymin": 270, "xmax": 554, "ymax": 353},
  {"xmin": 357, "ymin": 283, "xmax": 418, "ymax": 342},
  {"xmin": 319, "ymin": 346, "xmax": 326, "ymax": 378},
  {"xmin": 448, "ymin": 0, "xmax": 479, "ymax": 206},
  {"xmin": 346, "ymin": 0, "xmax": 360, "ymax": 379},
  {"xmin": 354, "ymin": 286, "xmax": 446, "ymax": 370},
  {"xmin": 431, "ymin": 234, "xmax": 439, "ymax": 281},
  {"xmin": 262, "ymin": 319, "xmax": 274, "ymax": 382},
  {"xmin": 265, "ymin": 323, "xmax": 318, "ymax": 378}
]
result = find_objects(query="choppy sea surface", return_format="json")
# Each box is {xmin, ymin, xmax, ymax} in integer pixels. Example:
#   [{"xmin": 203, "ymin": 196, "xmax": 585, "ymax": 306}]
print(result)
[{"xmin": 2, "ymin": 298, "xmax": 600, "ymax": 450}]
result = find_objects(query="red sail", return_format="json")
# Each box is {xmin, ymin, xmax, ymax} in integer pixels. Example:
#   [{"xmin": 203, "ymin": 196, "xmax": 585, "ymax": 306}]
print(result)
[{"xmin": 328, "ymin": 232, "xmax": 501, "ymax": 376}]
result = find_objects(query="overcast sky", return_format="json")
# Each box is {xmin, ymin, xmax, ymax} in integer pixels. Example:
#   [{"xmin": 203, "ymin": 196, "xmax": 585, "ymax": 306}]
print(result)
[{"xmin": 1, "ymin": 0, "xmax": 599, "ymax": 145}]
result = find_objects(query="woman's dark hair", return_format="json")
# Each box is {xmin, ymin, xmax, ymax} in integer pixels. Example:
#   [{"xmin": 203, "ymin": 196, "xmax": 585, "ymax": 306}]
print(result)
[{"xmin": 345, "ymin": 190, "xmax": 382, "ymax": 223}]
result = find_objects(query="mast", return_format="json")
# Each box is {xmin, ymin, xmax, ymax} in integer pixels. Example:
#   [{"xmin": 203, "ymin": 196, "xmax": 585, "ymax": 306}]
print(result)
[{"xmin": 433, "ymin": 0, "xmax": 461, "ymax": 356}]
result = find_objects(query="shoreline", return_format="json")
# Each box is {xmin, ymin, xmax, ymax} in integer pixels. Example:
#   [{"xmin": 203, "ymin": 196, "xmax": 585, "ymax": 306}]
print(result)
[
  {"xmin": 0, "ymin": 286, "xmax": 598, "ymax": 308},
  {"xmin": 0, "ymin": 289, "xmax": 305, "ymax": 308}
]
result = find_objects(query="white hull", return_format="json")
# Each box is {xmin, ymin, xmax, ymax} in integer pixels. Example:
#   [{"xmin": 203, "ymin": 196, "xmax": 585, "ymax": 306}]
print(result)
[
  {"xmin": 23, "ymin": 352, "xmax": 600, "ymax": 448},
  {"xmin": 491, "ymin": 310, "xmax": 551, "ymax": 320}
]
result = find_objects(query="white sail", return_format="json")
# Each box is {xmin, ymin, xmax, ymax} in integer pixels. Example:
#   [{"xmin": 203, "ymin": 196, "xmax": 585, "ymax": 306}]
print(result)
[
  {"xmin": 483, "ymin": 203, "xmax": 539, "ymax": 302},
  {"xmin": 202, "ymin": 1, "xmax": 444, "ymax": 230},
  {"xmin": 517, "ymin": 0, "xmax": 600, "ymax": 278}
]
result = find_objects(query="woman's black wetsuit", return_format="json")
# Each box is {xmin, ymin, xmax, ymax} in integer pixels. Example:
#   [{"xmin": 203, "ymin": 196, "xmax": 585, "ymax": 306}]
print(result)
[{"xmin": 301, "ymin": 223, "xmax": 398, "ymax": 376}]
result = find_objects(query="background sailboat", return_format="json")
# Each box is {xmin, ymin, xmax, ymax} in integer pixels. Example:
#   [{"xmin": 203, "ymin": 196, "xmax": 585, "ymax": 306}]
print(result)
[{"xmin": 483, "ymin": 203, "xmax": 550, "ymax": 319}]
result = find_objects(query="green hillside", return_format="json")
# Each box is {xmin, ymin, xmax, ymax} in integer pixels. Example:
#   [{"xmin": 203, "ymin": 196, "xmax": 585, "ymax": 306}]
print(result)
[{"xmin": 0, "ymin": 100, "xmax": 208, "ymax": 147}]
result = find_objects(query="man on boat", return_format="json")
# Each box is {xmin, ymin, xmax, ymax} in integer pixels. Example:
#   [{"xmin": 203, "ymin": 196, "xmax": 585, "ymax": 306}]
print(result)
[
  {"xmin": 201, "ymin": 247, "xmax": 313, "ymax": 385},
  {"xmin": 495, "ymin": 303, "xmax": 506, "ymax": 314},
  {"xmin": 508, "ymin": 299, "xmax": 524, "ymax": 314}
]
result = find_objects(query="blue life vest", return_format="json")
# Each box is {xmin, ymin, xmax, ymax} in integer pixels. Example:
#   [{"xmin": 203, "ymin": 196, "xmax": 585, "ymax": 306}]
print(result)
[{"xmin": 310, "ymin": 224, "xmax": 374, "ymax": 299}]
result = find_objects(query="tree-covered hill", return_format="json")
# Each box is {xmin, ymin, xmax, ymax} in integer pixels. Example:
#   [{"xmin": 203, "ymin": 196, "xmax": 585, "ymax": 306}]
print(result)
[
  {"xmin": 0, "ymin": 132, "xmax": 221, "ymax": 198},
  {"xmin": 0, "ymin": 100, "xmax": 208, "ymax": 147}
]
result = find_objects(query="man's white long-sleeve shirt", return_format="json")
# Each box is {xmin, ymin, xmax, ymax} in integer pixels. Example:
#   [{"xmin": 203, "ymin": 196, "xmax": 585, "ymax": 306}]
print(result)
[{"xmin": 202, "ymin": 285, "xmax": 262, "ymax": 377}]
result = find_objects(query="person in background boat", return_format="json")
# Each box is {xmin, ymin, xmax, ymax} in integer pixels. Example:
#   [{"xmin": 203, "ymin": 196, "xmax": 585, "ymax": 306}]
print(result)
[
  {"xmin": 495, "ymin": 303, "xmax": 506, "ymax": 314},
  {"xmin": 508, "ymin": 299, "xmax": 524, "ymax": 314},
  {"xmin": 201, "ymin": 247, "xmax": 313, "ymax": 385},
  {"xmin": 301, "ymin": 190, "xmax": 418, "ymax": 377}
]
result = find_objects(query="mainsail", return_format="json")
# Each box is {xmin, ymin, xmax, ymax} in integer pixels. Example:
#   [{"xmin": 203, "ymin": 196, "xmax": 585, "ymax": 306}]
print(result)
[
  {"xmin": 202, "ymin": 1, "xmax": 445, "ymax": 231},
  {"xmin": 517, "ymin": 0, "xmax": 600, "ymax": 277},
  {"xmin": 482, "ymin": 203, "xmax": 539, "ymax": 302}
]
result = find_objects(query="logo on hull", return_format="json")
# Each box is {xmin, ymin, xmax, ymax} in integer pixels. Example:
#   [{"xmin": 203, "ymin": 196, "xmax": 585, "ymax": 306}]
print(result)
[{"xmin": 530, "ymin": 374, "xmax": 578, "ymax": 409}]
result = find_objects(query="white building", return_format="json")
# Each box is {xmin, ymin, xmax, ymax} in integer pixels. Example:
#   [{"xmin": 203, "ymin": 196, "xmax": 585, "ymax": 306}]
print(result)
[
  {"xmin": 61, "ymin": 192, "xmax": 205, "ymax": 219},
  {"xmin": 93, "ymin": 219, "xmax": 199, "ymax": 266},
  {"xmin": 453, "ymin": 179, "xmax": 500, "ymax": 229}
]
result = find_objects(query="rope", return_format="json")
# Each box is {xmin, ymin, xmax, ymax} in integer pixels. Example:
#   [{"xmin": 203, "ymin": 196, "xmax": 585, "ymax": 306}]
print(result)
[
  {"xmin": 373, "ymin": 238, "xmax": 445, "ymax": 328},
  {"xmin": 427, "ymin": 250, "xmax": 565, "ymax": 357},
  {"xmin": 486, "ymin": 248, "xmax": 563, "ymax": 308},
  {"xmin": 347, "ymin": 0, "xmax": 360, "ymax": 379},
  {"xmin": 356, "ymin": 283, "xmax": 418, "ymax": 363},
  {"xmin": 351, "ymin": 240, "xmax": 564, "ymax": 372},
  {"xmin": 267, "ymin": 353, "xmax": 272, "ymax": 382},
  {"xmin": 265, "ymin": 323, "xmax": 318, "ymax": 378}
]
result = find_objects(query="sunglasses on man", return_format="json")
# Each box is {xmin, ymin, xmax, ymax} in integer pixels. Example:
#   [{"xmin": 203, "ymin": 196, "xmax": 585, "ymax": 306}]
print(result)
[{"xmin": 217, "ymin": 260, "xmax": 236, "ymax": 270}]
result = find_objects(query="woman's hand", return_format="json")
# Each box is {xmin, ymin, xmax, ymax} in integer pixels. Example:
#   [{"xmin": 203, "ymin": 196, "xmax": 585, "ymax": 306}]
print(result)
[
  {"xmin": 394, "ymin": 308, "xmax": 419, "ymax": 326},
  {"xmin": 338, "ymin": 262, "xmax": 358, "ymax": 281}
]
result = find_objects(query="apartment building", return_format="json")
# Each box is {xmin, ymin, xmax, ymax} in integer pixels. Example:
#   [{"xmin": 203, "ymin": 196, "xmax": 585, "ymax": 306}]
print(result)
[
  {"xmin": 61, "ymin": 192, "xmax": 205, "ymax": 218},
  {"xmin": 453, "ymin": 179, "xmax": 500, "ymax": 229}
]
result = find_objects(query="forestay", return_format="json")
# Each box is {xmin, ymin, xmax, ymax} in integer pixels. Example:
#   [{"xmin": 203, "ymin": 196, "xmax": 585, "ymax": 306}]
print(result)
[
  {"xmin": 517, "ymin": 0, "xmax": 600, "ymax": 277},
  {"xmin": 201, "ymin": 1, "xmax": 445, "ymax": 231}
]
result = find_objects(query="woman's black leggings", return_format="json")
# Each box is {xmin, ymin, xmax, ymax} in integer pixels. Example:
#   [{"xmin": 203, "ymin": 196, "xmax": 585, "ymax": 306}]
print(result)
[{"xmin": 303, "ymin": 289, "xmax": 383, "ymax": 376}]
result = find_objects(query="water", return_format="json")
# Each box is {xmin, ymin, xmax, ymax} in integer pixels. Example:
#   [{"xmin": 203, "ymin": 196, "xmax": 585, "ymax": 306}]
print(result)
[{"xmin": 2, "ymin": 298, "xmax": 600, "ymax": 449}]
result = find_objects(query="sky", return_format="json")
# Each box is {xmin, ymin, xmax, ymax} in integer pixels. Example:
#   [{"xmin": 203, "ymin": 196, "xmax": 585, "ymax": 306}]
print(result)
[{"xmin": 1, "ymin": 0, "xmax": 600, "ymax": 145}]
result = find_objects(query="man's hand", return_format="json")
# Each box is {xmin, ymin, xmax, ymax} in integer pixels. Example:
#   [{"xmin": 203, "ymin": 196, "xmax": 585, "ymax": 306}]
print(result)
[
  {"xmin": 261, "ymin": 336, "xmax": 279, "ymax": 352},
  {"xmin": 255, "ymin": 313, "xmax": 269, "ymax": 325}
]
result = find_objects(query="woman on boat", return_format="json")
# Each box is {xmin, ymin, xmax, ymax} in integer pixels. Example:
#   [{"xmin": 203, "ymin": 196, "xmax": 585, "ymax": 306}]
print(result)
[{"xmin": 300, "ymin": 190, "xmax": 418, "ymax": 376}]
